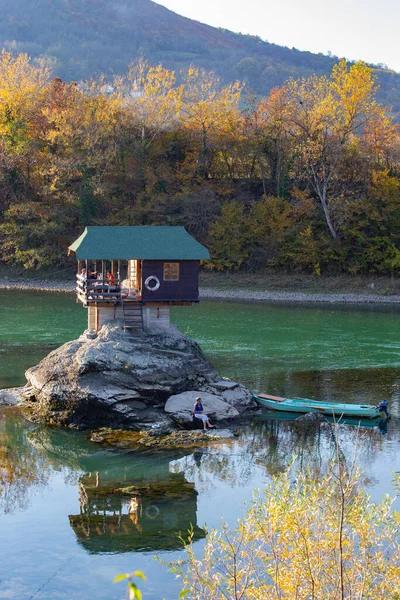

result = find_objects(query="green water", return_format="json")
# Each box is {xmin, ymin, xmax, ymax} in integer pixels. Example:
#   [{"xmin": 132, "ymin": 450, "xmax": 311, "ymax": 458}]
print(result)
[{"xmin": 1, "ymin": 291, "xmax": 400, "ymax": 599}]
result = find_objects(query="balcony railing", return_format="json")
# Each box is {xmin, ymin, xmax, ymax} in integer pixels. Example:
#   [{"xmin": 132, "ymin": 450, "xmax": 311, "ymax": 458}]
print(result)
[{"xmin": 76, "ymin": 274, "xmax": 122, "ymax": 304}]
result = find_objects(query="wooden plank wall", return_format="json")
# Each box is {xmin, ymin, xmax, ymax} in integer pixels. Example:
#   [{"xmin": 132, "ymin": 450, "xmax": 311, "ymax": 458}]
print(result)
[
  {"xmin": 88, "ymin": 306, "xmax": 97, "ymax": 331},
  {"xmin": 98, "ymin": 306, "xmax": 124, "ymax": 329},
  {"xmin": 141, "ymin": 260, "xmax": 199, "ymax": 302},
  {"xmin": 88, "ymin": 305, "xmax": 124, "ymax": 330},
  {"xmin": 144, "ymin": 306, "xmax": 170, "ymax": 329}
]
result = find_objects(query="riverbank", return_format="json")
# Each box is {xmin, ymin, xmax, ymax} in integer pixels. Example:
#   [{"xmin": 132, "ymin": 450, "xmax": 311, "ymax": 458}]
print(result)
[
  {"xmin": 1, "ymin": 267, "xmax": 400, "ymax": 303},
  {"xmin": 1, "ymin": 273, "xmax": 400, "ymax": 304}
]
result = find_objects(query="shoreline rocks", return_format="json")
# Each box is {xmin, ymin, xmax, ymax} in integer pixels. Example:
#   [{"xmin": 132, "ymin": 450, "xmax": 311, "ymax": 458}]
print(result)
[
  {"xmin": 89, "ymin": 428, "xmax": 235, "ymax": 450},
  {"xmin": 16, "ymin": 321, "xmax": 255, "ymax": 429}
]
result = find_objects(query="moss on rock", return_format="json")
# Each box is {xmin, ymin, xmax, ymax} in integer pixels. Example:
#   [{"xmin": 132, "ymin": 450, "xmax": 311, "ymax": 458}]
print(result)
[{"xmin": 90, "ymin": 427, "xmax": 228, "ymax": 449}]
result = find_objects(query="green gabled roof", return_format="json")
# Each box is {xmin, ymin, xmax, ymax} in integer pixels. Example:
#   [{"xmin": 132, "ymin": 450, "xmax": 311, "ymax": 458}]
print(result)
[{"xmin": 68, "ymin": 226, "xmax": 210, "ymax": 260}]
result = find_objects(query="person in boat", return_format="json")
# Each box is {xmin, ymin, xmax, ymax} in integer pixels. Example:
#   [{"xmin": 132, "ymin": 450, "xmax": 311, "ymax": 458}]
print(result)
[
  {"xmin": 106, "ymin": 271, "xmax": 116, "ymax": 284},
  {"xmin": 80, "ymin": 267, "xmax": 87, "ymax": 278},
  {"xmin": 193, "ymin": 397, "xmax": 215, "ymax": 431},
  {"xmin": 378, "ymin": 400, "xmax": 390, "ymax": 418}
]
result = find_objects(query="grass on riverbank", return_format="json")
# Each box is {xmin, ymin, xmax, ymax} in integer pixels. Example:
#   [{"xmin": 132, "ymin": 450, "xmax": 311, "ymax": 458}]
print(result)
[
  {"xmin": 0, "ymin": 263, "xmax": 76, "ymax": 282},
  {"xmin": 200, "ymin": 271, "xmax": 400, "ymax": 295}
]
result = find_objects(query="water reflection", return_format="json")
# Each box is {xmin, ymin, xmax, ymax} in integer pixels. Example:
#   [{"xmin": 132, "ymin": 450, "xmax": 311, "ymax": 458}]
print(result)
[
  {"xmin": 171, "ymin": 416, "xmax": 399, "ymax": 502},
  {"xmin": 1, "ymin": 407, "xmax": 399, "ymax": 600},
  {"xmin": 26, "ymin": 423, "xmax": 206, "ymax": 553},
  {"xmin": 69, "ymin": 471, "xmax": 205, "ymax": 553},
  {"xmin": 0, "ymin": 409, "xmax": 52, "ymax": 514}
]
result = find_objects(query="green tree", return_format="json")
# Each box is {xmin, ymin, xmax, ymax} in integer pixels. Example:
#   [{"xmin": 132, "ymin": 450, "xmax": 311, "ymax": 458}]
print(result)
[{"xmin": 208, "ymin": 202, "xmax": 249, "ymax": 270}]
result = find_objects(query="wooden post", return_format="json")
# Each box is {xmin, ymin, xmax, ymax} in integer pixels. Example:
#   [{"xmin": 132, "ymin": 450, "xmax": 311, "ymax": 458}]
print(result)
[
  {"xmin": 138, "ymin": 260, "xmax": 142, "ymax": 292},
  {"xmin": 78, "ymin": 260, "xmax": 81, "ymax": 275},
  {"xmin": 102, "ymin": 260, "xmax": 105, "ymax": 279}
]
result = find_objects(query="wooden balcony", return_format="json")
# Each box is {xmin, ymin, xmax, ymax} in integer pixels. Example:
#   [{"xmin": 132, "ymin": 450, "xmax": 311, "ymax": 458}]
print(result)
[{"xmin": 76, "ymin": 274, "xmax": 122, "ymax": 305}]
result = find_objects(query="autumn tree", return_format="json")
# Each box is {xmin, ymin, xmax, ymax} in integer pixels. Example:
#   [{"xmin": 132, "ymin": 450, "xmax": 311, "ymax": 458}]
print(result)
[
  {"xmin": 113, "ymin": 58, "xmax": 181, "ymax": 199},
  {"xmin": 242, "ymin": 93, "xmax": 269, "ymax": 194},
  {"xmin": 277, "ymin": 60, "xmax": 393, "ymax": 239},
  {"xmin": 180, "ymin": 67, "xmax": 242, "ymax": 179},
  {"xmin": 247, "ymin": 196, "xmax": 293, "ymax": 269},
  {"xmin": 0, "ymin": 50, "xmax": 49, "ymax": 198},
  {"xmin": 208, "ymin": 202, "xmax": 249, "ymax": 270},
  {"xmin": 116, "ymin": 58, "xmax": 180, "ymax": 148},
  {"xmin": 41, "ymin": 76, "xmax": 121, "ymax": 223},
  {"xmin": 174, "ymin": 458, "xmax": 400, "ymax": 599},
  {"xmin": 1, "ymin": 52, "xmax": 400, "ymax": 273},
  {"xmin": 244, "ymin": 89, "xmax": 293, "ymax": 197}
]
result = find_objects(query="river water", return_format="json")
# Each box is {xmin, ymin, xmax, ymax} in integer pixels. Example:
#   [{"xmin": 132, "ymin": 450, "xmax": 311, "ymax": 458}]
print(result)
[{"xmin": 0, "ymin": 291, "xmax": 399, "ymax": 599}]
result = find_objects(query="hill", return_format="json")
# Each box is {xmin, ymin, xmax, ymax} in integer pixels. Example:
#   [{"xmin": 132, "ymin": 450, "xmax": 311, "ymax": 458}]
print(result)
[{"xmin": 0, "ymin": 0, "xmax": 400, "ymax": 109}]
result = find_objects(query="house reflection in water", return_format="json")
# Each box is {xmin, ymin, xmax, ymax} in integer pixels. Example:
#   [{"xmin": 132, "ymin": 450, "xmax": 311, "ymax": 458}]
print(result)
[{"xmin": 69, "ymin": 471, "xmax": 205, "ymax": 553}]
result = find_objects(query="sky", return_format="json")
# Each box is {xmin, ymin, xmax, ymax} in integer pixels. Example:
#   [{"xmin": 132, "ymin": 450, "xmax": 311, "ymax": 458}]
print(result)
[{"xmin": 156, "ymin": 0, "xmax": 400, "ymax": 72}]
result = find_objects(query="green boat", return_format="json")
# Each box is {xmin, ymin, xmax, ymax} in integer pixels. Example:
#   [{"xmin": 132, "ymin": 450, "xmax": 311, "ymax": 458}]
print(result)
[{"xmin": 253, "ymin": 393, "xmax": 380, "ymax": 419}]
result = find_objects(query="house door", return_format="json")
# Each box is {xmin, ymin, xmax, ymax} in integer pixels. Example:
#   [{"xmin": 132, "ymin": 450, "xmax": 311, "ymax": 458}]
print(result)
[{"xmin": 128, "ymin": 260, "xmax": 141, "ymax": 292}]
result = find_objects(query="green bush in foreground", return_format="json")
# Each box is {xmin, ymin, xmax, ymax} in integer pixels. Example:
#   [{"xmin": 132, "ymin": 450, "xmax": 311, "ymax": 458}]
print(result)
[{"xmin": 172, "ymin": 460, "xmax": 400, "ymax": 600}]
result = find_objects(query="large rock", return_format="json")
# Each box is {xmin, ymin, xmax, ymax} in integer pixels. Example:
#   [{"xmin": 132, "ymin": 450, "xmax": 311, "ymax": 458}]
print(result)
[
  {"xmin": 165, "ymin": 391, "xmax": 239, "ymax": 426},
  {"xmin": 0, "ymin": 387, "xmax": 25, "ymax": 406},
  {"xmin": 206, "ymin": 380, "xmax": 256, "ymax": 409},
  {"xmin": 24, "ymin": 321, "xmax": 218, "ymax": 427}
]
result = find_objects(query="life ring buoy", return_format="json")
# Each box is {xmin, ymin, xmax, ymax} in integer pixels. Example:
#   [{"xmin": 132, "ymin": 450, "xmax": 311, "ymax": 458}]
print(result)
[
  {"xmin": 144, "ymin": 275, "xmax": 160, "ymax": 292},
  {"xmin": 145, "ymin": 504, "xmax": 160, "ymax": 519}
]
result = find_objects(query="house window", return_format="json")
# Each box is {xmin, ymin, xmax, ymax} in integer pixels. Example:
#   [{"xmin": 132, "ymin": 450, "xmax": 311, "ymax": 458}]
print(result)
[{"xmin": 164, "ymin": 262, "xmax": 180, "ymax": 281}]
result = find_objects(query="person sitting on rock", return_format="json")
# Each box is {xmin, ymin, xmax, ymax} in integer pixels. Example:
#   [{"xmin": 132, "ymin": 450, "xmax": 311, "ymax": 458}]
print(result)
[{"xmin": 193, "ymin": 397, "xmax": 215, "ymax": 431}]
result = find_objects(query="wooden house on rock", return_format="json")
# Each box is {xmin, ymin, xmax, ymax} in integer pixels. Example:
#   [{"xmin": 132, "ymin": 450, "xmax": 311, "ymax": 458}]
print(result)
[{"xmin": 68, "ymin": 226, "xmax": 210, "ymax": 331}]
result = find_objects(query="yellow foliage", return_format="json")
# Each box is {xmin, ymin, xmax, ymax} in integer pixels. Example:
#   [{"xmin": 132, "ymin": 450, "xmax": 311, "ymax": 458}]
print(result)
[
  {"xmin": 115, "ymin": 58, "xmax": 181, "ymax": 146},
  {"xmin": 267, "ymin": 60, "xmax": 394, "ymax": 239},
  {"xmin": 0, "ymin": 50, "xmax": 49, "ymax": 135},
  {"xmin": 174, "ymin": 458, "xmax": 400, "ymax": 600}
]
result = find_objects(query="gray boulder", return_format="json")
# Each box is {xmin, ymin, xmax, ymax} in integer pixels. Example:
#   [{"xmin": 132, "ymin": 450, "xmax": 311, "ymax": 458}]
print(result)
[
  {"xmin": 24, "ymin": 321, "xmax": 217, "ymax": 427},
  {"xmin": 221, "ymin": 385, "xmax": 255, "ymax": 408},
  {"xmin": 206, "ymin": 380, "xmax": 256, "ymax": 410},
  {"xmin": 165, "ymin": 391, "xmax": 239, "ymax": 426},
  {"xmin": 211, "ymin": 380, "xmax": 238, "ymax": 390},
  {"xmin": 0, "ymin": 387, "xmax": 25, "ymax": 406}
]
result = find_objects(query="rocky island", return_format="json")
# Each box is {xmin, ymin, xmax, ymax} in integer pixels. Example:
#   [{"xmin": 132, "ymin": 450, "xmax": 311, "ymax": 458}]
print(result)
[{"xmin": 0, "ymin": 322, "xmax": 256, "ymax": 435}]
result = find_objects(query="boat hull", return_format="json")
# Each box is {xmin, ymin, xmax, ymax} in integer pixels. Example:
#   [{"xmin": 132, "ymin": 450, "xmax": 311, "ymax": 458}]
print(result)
[
  {"xmin": 253, "ymin": 411, "xmax": 380, "ymax": 428},
  {"xmin": 254, "ymin": 394, "xmax": 380, "ymax": 419}
]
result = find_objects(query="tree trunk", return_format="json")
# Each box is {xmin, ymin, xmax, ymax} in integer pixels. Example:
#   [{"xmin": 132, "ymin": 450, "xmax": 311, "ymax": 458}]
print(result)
[
  {"xmin": 201, "ymin": 124, "xmax": 208, "ymax": 179},
  {"xmin": 311, "ymin": 169, "xmax": 338, "ymax": 239},
  {"xmin": 320, "ymin": 189, "xmax": 337, "ymax": 240},
  {"xmin": 257, "ymin": 148, "xmax": 267, "ymax": 196}
]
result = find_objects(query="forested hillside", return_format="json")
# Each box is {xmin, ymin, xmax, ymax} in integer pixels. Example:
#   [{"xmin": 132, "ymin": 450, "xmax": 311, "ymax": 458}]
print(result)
[
  {"xmin": 1, "ymin": 0, "xmax": 400, "ymax": 112},
  {"xmin": 0, "ymin": 52, "xmax": 400, "ymax": 275}
]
